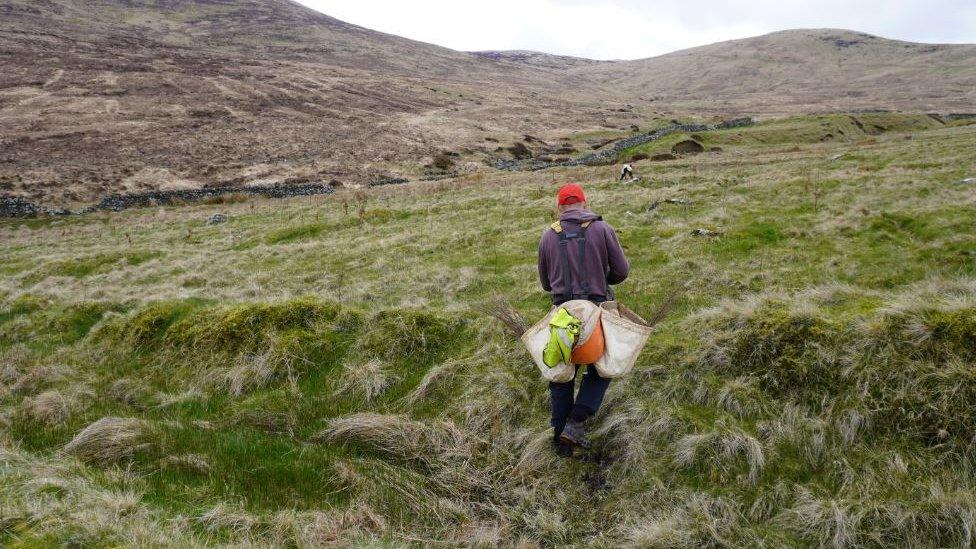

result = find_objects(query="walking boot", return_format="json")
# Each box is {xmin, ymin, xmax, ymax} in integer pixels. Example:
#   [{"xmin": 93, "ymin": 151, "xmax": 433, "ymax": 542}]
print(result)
[{"xmin": 559, "ymin": 419, "xmax": 591, "ymax": 449}]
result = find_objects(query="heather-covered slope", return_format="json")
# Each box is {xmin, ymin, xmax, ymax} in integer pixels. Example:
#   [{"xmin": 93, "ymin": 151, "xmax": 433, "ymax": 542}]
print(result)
[
  {"xmin": 2, "ymin": 1, "xmax": 974, "ymax": 206},
  {"xmin": 0, "ymin": 0, "xmax": 628, "ymax": 205}
]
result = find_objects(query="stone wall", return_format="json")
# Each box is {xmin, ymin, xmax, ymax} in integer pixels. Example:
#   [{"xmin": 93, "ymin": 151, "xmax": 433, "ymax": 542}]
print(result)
[
  {"xmin": 0, "ymin": 198, "xmax": 71, "ymax": 218},
  {"xmin": 1, "ymin": 183, "xmax": 335, "ymax": 218}
]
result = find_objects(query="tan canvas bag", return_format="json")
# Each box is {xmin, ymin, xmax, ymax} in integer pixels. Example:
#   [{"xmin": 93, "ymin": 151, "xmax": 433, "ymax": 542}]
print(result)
[
  {"xmin": 521, "ymin": 300, "xmax": 601, "ymax": 382},
  {"xmin": 594, "ymin": 301, "xmax": 653, "ymax": 378}
]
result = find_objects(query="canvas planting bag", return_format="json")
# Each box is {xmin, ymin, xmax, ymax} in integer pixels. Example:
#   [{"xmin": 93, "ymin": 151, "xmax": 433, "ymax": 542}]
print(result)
[
  {"xmin": 521, "ymin": 300, "xmax": 602, "ymax": 382},
  {"xmin": 594, "ymin": 301, "xmax": 653, "ymax": 378}
]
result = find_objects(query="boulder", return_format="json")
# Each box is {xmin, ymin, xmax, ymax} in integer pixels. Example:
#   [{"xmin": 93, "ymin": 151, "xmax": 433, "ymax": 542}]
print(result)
[
  {"xmin": 206, "ymin": 213, "xmax": 228, "ymax": 225},
  {"xmin": 672, "ymin": 140, "xmax": 705, "ymax": 155},
  {"xmin": 429, "ymin": 154, "xmax": 454, "ymax": 171},
  {"xmin": 506, "ymin": 142, "xmax": 533, "ymax": 159}
]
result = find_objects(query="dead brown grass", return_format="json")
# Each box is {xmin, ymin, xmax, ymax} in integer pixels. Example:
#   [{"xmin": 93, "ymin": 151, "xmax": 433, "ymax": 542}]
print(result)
[{"xmin": 63, "ymin": 416, "xmax": 153, "ymax": 463}]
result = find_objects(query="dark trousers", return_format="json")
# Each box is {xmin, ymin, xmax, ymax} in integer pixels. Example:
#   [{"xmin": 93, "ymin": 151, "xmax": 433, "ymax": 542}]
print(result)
[
  {"xmin": 549, "ymin": 294, "xmax": 611, "ymax": 439},
  {"xmin": 550, "ymin": 365, "xmax": 611, "ymax": 438}
]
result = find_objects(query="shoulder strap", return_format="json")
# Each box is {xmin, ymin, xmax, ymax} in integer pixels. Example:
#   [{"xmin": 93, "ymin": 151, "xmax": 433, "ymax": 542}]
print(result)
[
  {"xmin": 577, "ymin": 222, "xmax": 590, "ymax": 299},
  {"xmin": 550, "ymin": 217, "xmax": 601, "ymax": 302},
  {"xmin": 552, "ymin": 217, "xmax": 599, "ymax": 232},
  {"xmin": 557, "ymin": 231, "xmax": 573, "ymax": 301}
]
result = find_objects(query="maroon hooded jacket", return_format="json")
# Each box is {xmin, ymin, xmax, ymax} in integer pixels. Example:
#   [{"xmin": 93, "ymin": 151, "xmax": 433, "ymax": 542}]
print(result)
[{"xmin": 538, "ymin": 208, "xmax": 630, "ymax": 303}]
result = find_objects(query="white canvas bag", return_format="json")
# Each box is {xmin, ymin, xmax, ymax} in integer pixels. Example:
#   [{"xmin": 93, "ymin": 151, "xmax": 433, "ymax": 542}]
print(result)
[
  {"xmin": 521, "ymin": 300, "xmax": 601, "ymax": 382},
  {"xmin": 594, "ymin": 301, "xmax": 653, "ymax": 378}
]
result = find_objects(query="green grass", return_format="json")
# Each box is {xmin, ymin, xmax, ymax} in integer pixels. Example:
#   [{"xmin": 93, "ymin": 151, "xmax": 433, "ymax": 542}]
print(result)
[
  {"xmin": 21, "ymin": 250, "xmax": 164, "ymax": 284},
  {"xmin": 1, "ymin": 113, "xmax": 976, "ymax": 546},
  {"xmin": 264, "ymin": 222, "xmax": 328, "ymax": 244}
]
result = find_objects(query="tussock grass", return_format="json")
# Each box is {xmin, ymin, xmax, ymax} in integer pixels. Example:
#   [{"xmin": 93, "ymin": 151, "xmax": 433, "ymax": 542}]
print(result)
[
  {"xmin": 316, "ymin": 412, "xmax": 467, "ymax": 464},
  {"xmin": 716, "ymin": 376, "xmax": 769, "ymax": 418},
  {"xmin": 159, "ymin": 453, "xmax": 212, "ymax": 474},
  {"xmin": 355, "ymin": 308, "xmax": 466, "ymax": 361},
  {"xmin": 286, "ymin": 501, "xmax": 388, "ymax": 544},
  {"xmin": 405, "ymin": 356, "xmax": 467, "ymax": 405},
  {"xmin": 20, "ymin": 389, "xmax": 82, "ymax": 426},
  {"xmin": 197, "ymin": 503, "xmax": 257, "ymax": 535},
  {"xmin": 63, "ymin": 416, "xmax": 154, "ymax": 463},
  {"xmin": 7, "ymin": 362, "xmax": 67, "ymax": 397},
  {"xmin": 695, "ymin": 296, "xmax": 848, "ymax": 398},
  {"xmin": 674, "ymin": 419, "xmax": 766, "ymax": 484},
  {"xmin": 336, "ymin": 359, "xmax": 394, "ymax": 403},
  {"xmin": 696, "ymin": 284, "xmax": 976, "ymax": 446},
  {"xmin": 165, "ymin": 298, "xmax": 343, "ymax": 351}
]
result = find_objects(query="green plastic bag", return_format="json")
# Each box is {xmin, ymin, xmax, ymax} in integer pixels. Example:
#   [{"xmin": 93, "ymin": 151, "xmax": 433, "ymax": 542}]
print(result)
[{"xmin": 542, "ymin": 308, "xmax": 581, "ymax": 368}]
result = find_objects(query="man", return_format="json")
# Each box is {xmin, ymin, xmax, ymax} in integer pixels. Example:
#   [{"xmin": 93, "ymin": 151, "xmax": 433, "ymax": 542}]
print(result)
[
  {"xmin": 619, "ymin": 163, "xmax": 634, "ymax": 181},
  {"xmin": 538, "ymin": 183, "xmax": 630, "ymax": 455}
]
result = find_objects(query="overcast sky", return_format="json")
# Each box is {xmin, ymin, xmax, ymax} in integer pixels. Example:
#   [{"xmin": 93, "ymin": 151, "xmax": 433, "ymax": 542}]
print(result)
[{"xmin": 294, "ymin": 0, "xmax": 976, "ymax": 60}]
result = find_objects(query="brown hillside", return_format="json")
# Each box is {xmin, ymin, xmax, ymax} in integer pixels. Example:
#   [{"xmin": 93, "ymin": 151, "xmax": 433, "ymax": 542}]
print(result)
[
  {"xmin": 574, "ymin": 29, "xmax": 976, "ymax": 115},
  {"xmin": 1, "ymin": 2, "xmax": 973, "ymax": 205},
  {"xmin": 0, "ymin": 0, "xmax": 632, "ymax": 205}
]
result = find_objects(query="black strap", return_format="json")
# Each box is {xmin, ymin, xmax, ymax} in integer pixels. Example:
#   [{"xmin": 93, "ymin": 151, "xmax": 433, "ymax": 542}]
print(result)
[
  {"xmin": 554, "ymin": 222, "xmax": 593, "ymax": 302},
  {"xmin": 578, "ymin": 224, "xmax": 590, "ymax": 300},
  {"xmin": 557, "ymin": 230, "xmax": 575, "ymax": 302}
]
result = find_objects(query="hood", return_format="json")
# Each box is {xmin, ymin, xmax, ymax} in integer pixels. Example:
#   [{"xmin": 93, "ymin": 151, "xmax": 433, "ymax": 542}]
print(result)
[{"xmin": 558, "ymin": 208, "xmax": 601, "ymax": 225}]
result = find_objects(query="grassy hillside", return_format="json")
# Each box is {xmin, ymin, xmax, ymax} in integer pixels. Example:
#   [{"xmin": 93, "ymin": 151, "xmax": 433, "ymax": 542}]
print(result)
[
  {"xmin": 616, "ymin": 113, "xmax": 948, "ymax": 161},
  {"xmin": 1, "ymin": 114, "xmax": 976, "ymax": 546}
]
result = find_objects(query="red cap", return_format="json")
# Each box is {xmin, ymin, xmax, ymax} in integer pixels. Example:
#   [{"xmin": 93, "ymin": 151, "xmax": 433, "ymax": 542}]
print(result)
[{"xmin": 557, "ymin": 183, "xmax": 586, "ymax": 205}]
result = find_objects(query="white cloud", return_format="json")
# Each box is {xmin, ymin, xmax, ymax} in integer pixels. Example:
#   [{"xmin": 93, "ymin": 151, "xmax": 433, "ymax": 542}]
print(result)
[{"xmin": 294, "ymin": 0, "xmax": 976, "ymax": 59}]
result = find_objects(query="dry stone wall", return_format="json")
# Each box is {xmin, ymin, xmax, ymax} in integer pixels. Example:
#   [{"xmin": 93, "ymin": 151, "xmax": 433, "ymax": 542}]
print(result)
[{"xmin": 1, "ymin": 183, "xmax": 334, "ymax": 218}]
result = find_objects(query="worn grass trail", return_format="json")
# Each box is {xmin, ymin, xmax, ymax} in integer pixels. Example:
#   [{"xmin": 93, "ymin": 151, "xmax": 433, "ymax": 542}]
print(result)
[{"xmin": 1, "ymin": 115, "xmax": 975, "ymax": 546}]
